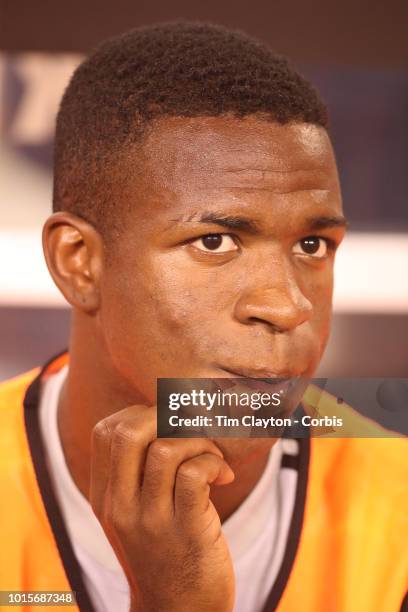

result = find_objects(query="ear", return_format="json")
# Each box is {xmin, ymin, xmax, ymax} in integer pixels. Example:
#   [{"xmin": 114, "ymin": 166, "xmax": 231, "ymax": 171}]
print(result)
[{"xmin": 42, "ymin": 212, "xmax": 104, "ymax": 312}]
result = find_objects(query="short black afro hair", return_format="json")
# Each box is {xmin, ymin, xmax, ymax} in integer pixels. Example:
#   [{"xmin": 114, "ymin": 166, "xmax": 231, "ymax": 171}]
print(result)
[{"xmin": 53, "ymin": 22, "xmax": 329, "ymax": 238}]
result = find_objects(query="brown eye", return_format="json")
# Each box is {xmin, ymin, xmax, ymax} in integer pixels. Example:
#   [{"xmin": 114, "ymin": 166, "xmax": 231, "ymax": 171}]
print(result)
[
  {"xmin": 293, "ymin": 237, "xmax": 328, "ymax": 258},
  {"xmin": 191, "ymin": 234, "xmax": 238, "ymax": 253},
  {"xmin": 202, "ymin": 235, "xmax": 222, "ymax": 250}
]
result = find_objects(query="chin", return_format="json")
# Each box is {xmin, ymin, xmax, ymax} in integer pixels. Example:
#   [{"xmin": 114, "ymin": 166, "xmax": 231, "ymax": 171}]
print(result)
[{"xmin": 212, "ymin": 437, "xmax": 277, "ymax": 467}]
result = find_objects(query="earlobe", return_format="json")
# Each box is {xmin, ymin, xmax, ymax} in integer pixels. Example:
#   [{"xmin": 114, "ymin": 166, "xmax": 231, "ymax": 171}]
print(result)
[{"xmin": 42, "ymin": 212, "xmax": 103, "ymax": 313}]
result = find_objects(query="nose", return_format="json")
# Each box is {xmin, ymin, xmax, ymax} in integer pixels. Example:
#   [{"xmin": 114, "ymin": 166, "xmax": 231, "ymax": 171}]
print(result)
[{"xmin": 233, "ymin": 264, "xmax": 313, "ymax": 333}]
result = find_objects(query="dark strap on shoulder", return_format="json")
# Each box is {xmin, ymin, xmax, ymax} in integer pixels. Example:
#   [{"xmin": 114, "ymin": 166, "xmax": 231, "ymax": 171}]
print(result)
[{"xmin": 23, "ymin": 351, "xmax": 96, "ymax": 612}]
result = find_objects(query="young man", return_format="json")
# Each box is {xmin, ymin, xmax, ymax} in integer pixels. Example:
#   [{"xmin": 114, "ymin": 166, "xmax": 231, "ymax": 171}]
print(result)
[{"xmin": 0, "ymin": 22, "xmax": 407, "ymax": 612}]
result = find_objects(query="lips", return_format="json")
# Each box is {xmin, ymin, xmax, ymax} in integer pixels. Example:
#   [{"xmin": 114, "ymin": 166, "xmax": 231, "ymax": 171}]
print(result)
[
  {"xmin": 218, "ymin": 366, "xmax": 302, "ymax": 395},
  {"xmin": 220, "ymin": 365, "xmax": 300, "ymax": 380}
]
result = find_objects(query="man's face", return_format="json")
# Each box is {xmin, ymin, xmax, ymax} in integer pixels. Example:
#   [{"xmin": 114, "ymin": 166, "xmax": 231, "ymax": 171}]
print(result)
[{"xmin": 98, "ymin": 115, "xmax": 345, "ymax": 411}]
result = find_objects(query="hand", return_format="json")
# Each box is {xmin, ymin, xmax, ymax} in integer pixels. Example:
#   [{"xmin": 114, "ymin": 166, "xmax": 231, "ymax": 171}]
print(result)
[{"xmin": 90, "ymin": 405, "xmax": 236, "ymax": 612}]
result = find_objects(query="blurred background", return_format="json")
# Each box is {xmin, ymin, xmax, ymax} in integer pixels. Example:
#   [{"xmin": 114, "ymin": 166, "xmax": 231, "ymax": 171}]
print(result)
[{"xmin": 1, "ymin": 0, "xmax": 407, "ymax": 381}]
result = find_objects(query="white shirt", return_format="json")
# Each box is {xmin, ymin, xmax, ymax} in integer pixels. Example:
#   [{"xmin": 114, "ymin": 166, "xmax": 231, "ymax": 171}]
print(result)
[{"xmin": 39, "ymin": 365, "xmax": 298, "ymax": 612}]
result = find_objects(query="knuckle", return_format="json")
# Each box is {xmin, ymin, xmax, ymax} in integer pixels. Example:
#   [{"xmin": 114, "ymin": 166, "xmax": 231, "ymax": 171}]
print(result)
[
  {"xmin": 113, "ymin": 420, "xmax": 140, "ymax": 444},
  {"xmin": 92, "ymin": 418, "xmax": 112, "ymax": 441},
  {"xmin": 149, "ymin": 439, "xmax": 180, "ymax": 462},
  {"xmin": 177, "ymin": 463, "xmax": 203, "ymax": 485}
]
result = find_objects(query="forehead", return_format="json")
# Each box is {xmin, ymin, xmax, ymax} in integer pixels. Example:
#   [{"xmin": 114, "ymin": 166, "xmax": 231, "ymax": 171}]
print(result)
[
  {"xmin": 123, "ymin": 115, "xmax": 342, "ymax": 224},
  {"xmin": 138, "ymin": 115, "xmax": 338, "ymax": 187}
]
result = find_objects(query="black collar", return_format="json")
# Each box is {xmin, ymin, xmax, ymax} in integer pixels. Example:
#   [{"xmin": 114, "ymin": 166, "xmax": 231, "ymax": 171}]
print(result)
[{"xmin": 23, "ymin": 350, "xmax": 96, "ymax": 612}]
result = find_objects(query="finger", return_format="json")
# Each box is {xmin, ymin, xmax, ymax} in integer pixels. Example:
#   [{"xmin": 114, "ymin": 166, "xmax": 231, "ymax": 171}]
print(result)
[
  {"xmin": 174, "ymin": 453, "xmax": 235, "ymax": 519},
  {"xmin": 106, "ymin": 406, "xmax": 157, "ymax": 512},
  {"xmin": 140, "ymin": 438, "xmax": 225, "ymax": 515},
  {"xmin": 89, "ymin": 405, "xmax": 155, "ymax": 518},
  {"xmin": 90, "ymin": 418, "xmax": 114, "ymax": 519}
]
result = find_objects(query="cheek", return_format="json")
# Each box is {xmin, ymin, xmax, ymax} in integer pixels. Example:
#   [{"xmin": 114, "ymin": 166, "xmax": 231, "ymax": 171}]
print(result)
[
  {"xmin": 307, "ymin": 271, "xmax": 334, "ymax": 353},
  {"xmin": 145, "ymin": 252, "xmax": 234, "ymax": 332},
  {"xmin": 98, "ymin": 255, "xmax": 222, "ymax": 385},
  {"xmin": 145, "ymin": 261, "xmax": 234, "ymax": 365}
]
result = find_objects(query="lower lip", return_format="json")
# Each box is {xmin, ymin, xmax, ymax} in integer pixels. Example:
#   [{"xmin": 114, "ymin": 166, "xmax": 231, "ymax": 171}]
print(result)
[{"xmin": 219, "ymin": 370, "xmax": 296, "ymax": 394}]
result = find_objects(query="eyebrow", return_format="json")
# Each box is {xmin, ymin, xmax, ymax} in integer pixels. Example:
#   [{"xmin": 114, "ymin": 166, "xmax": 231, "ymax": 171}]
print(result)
[
  {"xmin": 178, "ymin": 212, "xmax": 348, "ymax": 234},
  {"xmin": 305, "ymin": 215, "xmax": 349, "ymax": 231},
  {"xmin": 194, "ymin": 212, "xmax": 260, "ymax": 233}
]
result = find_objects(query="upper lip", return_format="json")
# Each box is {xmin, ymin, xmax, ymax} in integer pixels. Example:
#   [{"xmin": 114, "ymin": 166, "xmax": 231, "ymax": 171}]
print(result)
[{"xmin": 219, "ymin": 366, "xmax": 299, "ymax": 381}]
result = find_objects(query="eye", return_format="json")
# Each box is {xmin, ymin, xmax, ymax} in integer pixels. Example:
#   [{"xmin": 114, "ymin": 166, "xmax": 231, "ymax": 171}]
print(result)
[
  {"xmin": 191, "ymin": 233, "xmax": 239, "ymax": 253},
  {"xmin": 293, "ymin": 236, "xmax": 328, "ymax": 258}
]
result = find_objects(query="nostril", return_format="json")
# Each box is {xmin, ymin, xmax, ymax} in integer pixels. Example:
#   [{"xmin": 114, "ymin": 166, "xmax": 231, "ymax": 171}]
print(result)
[
  {"xmin": 248, "ymin": 317, "xmax": 286, "ymax": 333},
  {"xmin": 234, "ymin": 286, "xmax": 313, "ymax": 332}
]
